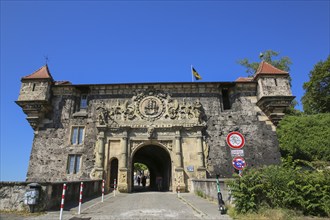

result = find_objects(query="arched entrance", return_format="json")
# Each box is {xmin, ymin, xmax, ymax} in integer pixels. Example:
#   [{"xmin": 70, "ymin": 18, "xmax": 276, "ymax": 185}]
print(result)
[
  {"xmin": 131, "ymin": 145, "xmax": 171, "ymax": 192},
  {"xmin": 109, "ymin": 158, "xmax": 118, "ymax": 190}
]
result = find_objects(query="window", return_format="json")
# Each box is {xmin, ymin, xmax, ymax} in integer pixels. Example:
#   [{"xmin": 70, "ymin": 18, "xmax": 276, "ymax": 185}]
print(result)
[
  {"xmin": 222, "ymin": 89, "xmax": 231, "ymax": 110},
  {"xmin": 32, "ymin": 83, "xmax": 36, "ymax": 91},
  {"xmin": 71, "ymin": 127, "xmax": 84, "ymax": 145},
  {"xmin": 67, "ymin": 155, "xmax": 81, "ymax": 174},
  {"xmin": 80, "ymin": 94, "xmax": 88, "ymax": 109},
  {"xmin": 274, "ymin": 78, "xmax": 278, "ymax": 86}
]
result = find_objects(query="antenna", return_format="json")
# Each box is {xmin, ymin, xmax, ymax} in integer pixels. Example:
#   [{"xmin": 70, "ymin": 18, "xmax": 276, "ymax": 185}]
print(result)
[{"xmin": 44, "ymin": 55, "xmax": 49, "ymax": 65}]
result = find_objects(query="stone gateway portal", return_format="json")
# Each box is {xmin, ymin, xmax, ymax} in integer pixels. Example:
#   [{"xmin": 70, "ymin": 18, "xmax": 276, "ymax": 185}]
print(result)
[{"xmin": 16, "ymin": 62, "xmax": 294, "ymax": 193}]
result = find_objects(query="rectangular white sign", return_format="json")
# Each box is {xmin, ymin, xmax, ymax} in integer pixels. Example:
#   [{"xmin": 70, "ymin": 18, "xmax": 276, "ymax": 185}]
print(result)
[{"xmin": 231, "ymin": 149, "xmax": 244, "ymax": 157}]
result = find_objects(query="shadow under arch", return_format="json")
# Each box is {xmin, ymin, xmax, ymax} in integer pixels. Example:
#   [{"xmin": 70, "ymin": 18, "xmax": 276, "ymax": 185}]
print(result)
[
  {"xmin": 131, "ymin": 143, "xmax": 172, "ymax": 192},
  {"xmin": 108, "ymin": 157, "xmax": 118, "ymax": 190}
]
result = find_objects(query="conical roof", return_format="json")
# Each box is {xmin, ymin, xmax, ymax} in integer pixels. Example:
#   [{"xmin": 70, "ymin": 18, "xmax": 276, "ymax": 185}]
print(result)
[
  {"xmin": 255, "ymin": 61, "xmax": 288, "ymax": 77},
  {"xmin": 22, "ymin": 65, "xmax": 53, "ymax": 81}
]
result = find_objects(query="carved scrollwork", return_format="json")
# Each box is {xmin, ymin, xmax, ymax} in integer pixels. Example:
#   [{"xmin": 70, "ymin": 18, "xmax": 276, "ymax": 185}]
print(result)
[
  {"xmin": 159, "ymin": 140, "xmax": 173, "ymax": 151},
  {"xmin": 95, "ymin": 90, "xmax": 206, "ymax": 126}
]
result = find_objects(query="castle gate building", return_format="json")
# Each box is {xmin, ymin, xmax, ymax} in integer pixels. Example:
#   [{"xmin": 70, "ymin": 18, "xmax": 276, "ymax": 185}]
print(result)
[{"xmin": 16, "ymin": 61, "xmax": 294, "ymax": 193}]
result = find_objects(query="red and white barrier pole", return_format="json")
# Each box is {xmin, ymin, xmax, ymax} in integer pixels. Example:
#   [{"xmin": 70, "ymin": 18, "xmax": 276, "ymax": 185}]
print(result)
[
  {"xmin": 114, "ymin": 178, "xmax": 117, "ymax": 197},
  {"xmin": 177, "ymin": 182, "xmax": 181, "ymax": 198},
  {"xmin": 101, "ymin": 179, "xmax": 105, "ymax": 202},
  {"xmin": 78, "ymin": 182, "xmax": 83, "ymax": 215},
  {"xmin": 59, "ymin": 183, "xmax": 66, "ymax": 220}
]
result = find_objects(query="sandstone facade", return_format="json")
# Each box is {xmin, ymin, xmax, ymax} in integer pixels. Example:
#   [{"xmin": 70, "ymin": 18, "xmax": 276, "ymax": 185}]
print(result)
[{"xmin": 16, "ymin": 62, "xmax": 294, "ymax": 193}]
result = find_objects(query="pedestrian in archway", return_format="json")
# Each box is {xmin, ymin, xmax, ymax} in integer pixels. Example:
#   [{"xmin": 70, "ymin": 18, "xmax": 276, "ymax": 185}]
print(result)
[
  {"xmin": 137, "ymin": 175, "xmax": 141, "ymax": 186},
  {"xmin": 156, "ymin": 176, "xmax": 162, "ymax": 191},
  {"xmin": 141, "ymin": 175, "xmax": 147, "ymax": 187}
]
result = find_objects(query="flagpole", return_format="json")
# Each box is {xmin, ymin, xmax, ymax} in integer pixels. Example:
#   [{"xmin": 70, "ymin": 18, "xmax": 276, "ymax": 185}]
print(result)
[{"xmin": 191, "ymin": 65, "xmax": 194, "ymax": 82}]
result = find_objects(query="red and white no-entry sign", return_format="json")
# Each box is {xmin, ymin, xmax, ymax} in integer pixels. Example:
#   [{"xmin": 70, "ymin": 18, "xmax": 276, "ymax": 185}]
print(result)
[{"xmin": 226, "ymin": 132, "xmax": 245, "ymax": 149}]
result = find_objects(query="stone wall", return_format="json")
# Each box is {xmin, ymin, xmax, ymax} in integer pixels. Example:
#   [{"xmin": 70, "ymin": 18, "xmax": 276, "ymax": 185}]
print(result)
[
  {"xmin": 25, "ymin": 82, "xmax": 281, "ymax": 182},
  {"xmin": 0, "ymin": 180, "xmax": 102, "ymax": 212},
  {"xmin": 190, "ymin": 178, "xmax": 232, "ymax": 204}
]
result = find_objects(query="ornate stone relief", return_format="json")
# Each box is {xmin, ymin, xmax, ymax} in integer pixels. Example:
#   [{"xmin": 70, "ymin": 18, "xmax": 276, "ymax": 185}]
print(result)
[
  {"xmin": 95, "ymin": 88, "xmax": 206, "ymax": 128},
  {"xmin": 130, "ymin": 140, "xmax": 173, "ymax": 153}
]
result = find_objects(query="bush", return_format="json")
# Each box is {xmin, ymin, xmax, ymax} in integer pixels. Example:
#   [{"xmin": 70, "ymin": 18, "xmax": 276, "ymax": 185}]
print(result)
[
  {"xmin": 277, "ymin": 113, "xmax": 330, "ymax": 162},
  {"xmin": 228, "ymin": 166, "xmax": 330, "ymax": 216}
]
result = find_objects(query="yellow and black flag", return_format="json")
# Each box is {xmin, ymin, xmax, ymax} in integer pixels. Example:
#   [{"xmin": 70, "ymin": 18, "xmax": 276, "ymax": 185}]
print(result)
[{"xmin": 191, "ymin": 66, "xmax": 202, "ymax": 80}]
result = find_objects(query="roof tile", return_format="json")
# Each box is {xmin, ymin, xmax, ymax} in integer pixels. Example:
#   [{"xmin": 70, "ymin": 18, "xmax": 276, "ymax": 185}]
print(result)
[{"xmin": 22, "ymin": 65, "xmax": 53, "ymax": 80}]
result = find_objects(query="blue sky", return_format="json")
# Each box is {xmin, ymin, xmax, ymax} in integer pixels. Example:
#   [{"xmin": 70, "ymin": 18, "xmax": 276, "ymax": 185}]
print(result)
[{"xmin": 1, "ymin": 1, "xmax": 329, "ymax": 181}]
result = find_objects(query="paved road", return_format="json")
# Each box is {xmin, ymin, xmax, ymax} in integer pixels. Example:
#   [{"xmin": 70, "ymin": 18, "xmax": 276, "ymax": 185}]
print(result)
[{"xmin": 1, "ymin": 192, "xmax": 231, "ymax": 220}]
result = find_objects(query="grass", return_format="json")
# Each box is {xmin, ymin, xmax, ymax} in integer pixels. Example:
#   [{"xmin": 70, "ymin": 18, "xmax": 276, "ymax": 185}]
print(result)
[
  {"xmin": 227, "ymin": 206, "xmax": 330, "ymax": 220},
  {"xmin": 0, "ymin": 210, "xmax": 45, "ymax": 217}
]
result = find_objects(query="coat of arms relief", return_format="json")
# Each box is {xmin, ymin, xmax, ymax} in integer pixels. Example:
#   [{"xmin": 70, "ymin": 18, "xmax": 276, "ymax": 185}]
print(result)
[{"xmin": 96, "ymin": 88, "xmax": 206, "ymax": 127}]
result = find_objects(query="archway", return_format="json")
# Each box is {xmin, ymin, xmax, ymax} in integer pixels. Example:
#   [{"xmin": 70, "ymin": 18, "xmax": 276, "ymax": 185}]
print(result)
[
  {"xmin": 132, "ymin": 145, "xmax": 171, "ymax": 192},
  {"xmin": 109, "ymin": 158, "xmax": 118, "ymax": 190}
]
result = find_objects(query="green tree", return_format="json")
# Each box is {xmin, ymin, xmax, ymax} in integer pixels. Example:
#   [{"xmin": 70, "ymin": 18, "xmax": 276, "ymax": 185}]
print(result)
[
  {"xmin": 302, "ymin": 56, "xmax": 330, "ymax": 114},
  {"xmin": 134, "ymin": 162, "xmax": 148, "ymax": 172},
  {"xmin": 277, "ymin": 113, "xmax": 330, "ymax": 162},
  {"xmin": 238, "ymin": 50, "xmax": 292, "ymax": 76}
]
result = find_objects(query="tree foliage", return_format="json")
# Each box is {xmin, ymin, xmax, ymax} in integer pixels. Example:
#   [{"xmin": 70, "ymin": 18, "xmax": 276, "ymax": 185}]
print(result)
[
  {"xmin": 238, "ymin": 50, "xmax": 292, "ymax": 76},
  {"xmin": 134, "ymin": 162, "xmax": 148, "ymax": 172},
  {"xmin": 302, "ymin": 56, "xmax": 330, "ymax": 114},
  {"xmin": 228, "ymin": 166, "xmax": 330, "ymax": 216},
  {"xmin": 277, "ymin": 113, "xmax": 330, "ymax": 162}
]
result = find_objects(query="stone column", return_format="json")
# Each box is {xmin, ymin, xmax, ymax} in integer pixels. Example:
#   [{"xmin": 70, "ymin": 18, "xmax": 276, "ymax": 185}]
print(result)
[
  {"xmin": 174, "ymin": 128, "xmax": 185, "ymax": 192},
  {"xmin": 175, "ymin": 130, "xmax": 183, "ymax": 168},
  {"xmin": 93, "ymin": 125, "xmax": 106, "ymax": 180},
  {"xmin": 118, "ymin": 129, "xmax": 128, "ymax": 192},
  {"xmin": 196, "ymin": 131, "xmax": 204, "ymax": 168},
  {"xmin": 196, "ymin": 131, "xmax": 206, "ymax": 179},
  {"xmin": 119, "ymin": 131, "xmax": 128, "ymax": 169},
  {"xmin": 96, "ymin": 131, "xmax": 105, "ymax": 168}
]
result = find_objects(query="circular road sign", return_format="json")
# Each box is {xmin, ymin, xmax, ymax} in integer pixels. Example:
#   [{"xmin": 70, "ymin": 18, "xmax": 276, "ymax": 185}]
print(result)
[
  {"xmin": 232, "ymin": 157, "xmax": 247, "ymax": 170},
  {"xmin": 226, "ymin": 132, "xmax": 245, "ymax": 149}
]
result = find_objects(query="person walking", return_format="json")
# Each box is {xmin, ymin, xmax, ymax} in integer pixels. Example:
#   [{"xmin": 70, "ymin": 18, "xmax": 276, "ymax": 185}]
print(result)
[
  {"xmin": 141, "ymin": 175, "xmax": 147, "ymax": 187},
  {"xmin": 137, "ymin": 175, "xmax": 141, "ymax": 186}
]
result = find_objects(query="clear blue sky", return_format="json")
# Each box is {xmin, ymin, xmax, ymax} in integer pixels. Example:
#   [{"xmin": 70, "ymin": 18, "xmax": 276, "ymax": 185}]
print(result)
[{"xmin": 1, "ymin": 1, "xmax": 329, "ymax": 181}]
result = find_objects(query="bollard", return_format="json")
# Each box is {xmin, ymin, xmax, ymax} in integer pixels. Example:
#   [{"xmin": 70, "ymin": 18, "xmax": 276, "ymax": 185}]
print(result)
[
  {"xmin": 78, "ymin": 182, "xmax": 83, "ymax": 215},
  {"xmin": 177, "ymin": 183, "xmax": 181, "ymax": 198},
  {"xmin": 59, "ymin": 183, "xmax": 66, "ymax": 220},
  {"xmin": 114, "ymin": 178, "xmax": 117, "ymax": 197},
  {"xmin": 101, "ymin": 179, "xmax": 105, "ymax": 202}
]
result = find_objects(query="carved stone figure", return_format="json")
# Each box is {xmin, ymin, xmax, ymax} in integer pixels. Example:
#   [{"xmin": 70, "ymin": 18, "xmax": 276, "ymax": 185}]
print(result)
[{"xmin": 147, "ymin": 126, "xmax": 155, "ymax": 139}]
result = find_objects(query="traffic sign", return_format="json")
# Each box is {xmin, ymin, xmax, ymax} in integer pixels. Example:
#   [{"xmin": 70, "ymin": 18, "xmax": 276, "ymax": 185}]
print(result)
[
  {"xmin": 226, "ymin": 132, "xmax": 245, "ymax": 149},
  {"xmin": 232, "ymin": 157, "xmax": 247, "ymax": 170}
]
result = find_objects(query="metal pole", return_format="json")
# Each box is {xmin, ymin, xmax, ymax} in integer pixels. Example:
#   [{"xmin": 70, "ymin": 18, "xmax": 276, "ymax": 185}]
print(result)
[
  {"xmin": 59, "ymin": 183, "xmax": 66, "ymax": 220},
  {"xmin": 78, "ymin": 182, "xmax": 83, "ymax": 215},
  {"xmin": 101, "ymin": 180, "xmax": 105, "ymax": 202}
]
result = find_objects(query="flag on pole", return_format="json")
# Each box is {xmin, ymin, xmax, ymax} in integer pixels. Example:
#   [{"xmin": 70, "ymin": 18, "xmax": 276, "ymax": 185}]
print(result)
[{"xmin": 191, "ymin": 66, "xmax": 202, "ymax": 80}]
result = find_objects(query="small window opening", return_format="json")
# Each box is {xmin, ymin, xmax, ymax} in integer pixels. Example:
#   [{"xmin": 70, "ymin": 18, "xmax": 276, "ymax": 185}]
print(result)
[
  {"xmin": 80, "ymin": 94, "xmax": 88, "ymax": 109},
  {"xmin": 222, "ymin": 89, "xmax": 231, "ymax": 110},
  {"xmin": 71, "ymin": 127, "xmax": 84, "ymax": 145},
  {"xmin": 67, "ymin": 154, "xmax": 81, "ymax": 174},
  {"xmin": 274, "ymin": 78, "xmax": 278, "ymax": 86},
  {"xmin": 32, "ymin": 83, "xmax": 36, "ymax": 91}
]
